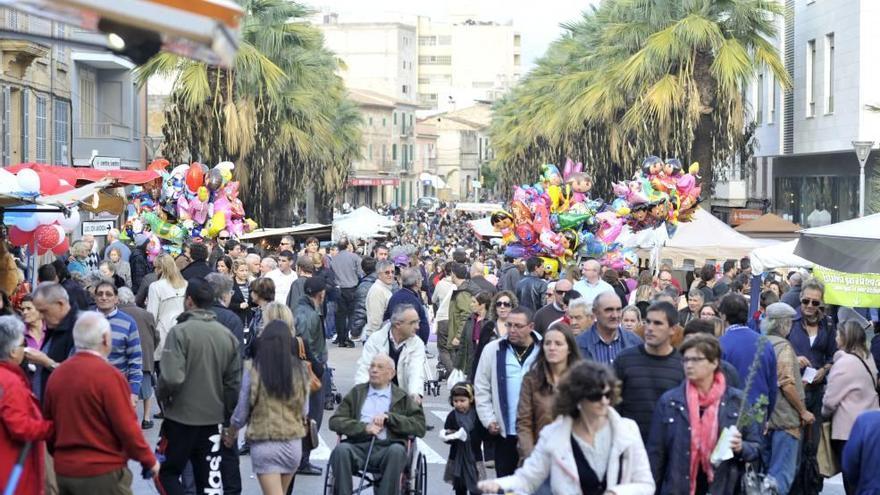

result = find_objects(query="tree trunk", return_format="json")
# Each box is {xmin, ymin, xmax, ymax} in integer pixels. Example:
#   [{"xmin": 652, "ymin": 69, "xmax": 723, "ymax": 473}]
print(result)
[{"xmin": 691, "ymin": 50, "xmax": 718, "ymax": 195}]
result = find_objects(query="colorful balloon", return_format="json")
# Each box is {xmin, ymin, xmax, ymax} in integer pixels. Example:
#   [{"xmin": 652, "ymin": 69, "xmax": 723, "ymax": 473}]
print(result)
[
  {"xmin": 16, "ymin": 169, "xmax": 40, "ymax": 194},
  {"xmin": 185, "ymin": 163, "xmax": 205, "ymax": 192},
  {"xmin": 205, "ymin": 168, "xmax": 223, "ymax": 191}
]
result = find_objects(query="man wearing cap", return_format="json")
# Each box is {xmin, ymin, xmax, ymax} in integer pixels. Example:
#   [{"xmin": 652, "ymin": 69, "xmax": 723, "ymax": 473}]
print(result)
[
  {"xmin": 761, "ymin": 302, "xmax": 814, "ymax": 495},
  {"xmin": 293, "ymin": 276, "xmax": 329, "ymax": 476}
]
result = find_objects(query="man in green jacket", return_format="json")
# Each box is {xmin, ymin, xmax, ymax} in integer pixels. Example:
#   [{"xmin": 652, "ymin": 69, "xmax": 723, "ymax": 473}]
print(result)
[
  {"xmin": 156, "ymin": 279, "xmax": 242, "ymax": 495},
  {"xmin": 447, "ymin": 263, "xmax": 480, "ymax": 362},
  {"xmin": 328, "ymin": 354, "xmax": 426, "ymax": 495}
]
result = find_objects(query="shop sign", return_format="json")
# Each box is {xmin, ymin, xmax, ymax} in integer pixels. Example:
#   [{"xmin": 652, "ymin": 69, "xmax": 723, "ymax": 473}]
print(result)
[
  {"xmin": 813, "ymin": 265, "xmax": 880, "ymax": 307},
  {"xmin": 730, "ymin": 208, "xmax": 763, "ymax": 226},
  {"xmin": 349, "ymin": 178, "xmax": 399, "ymax": 186},
  {"xmin": 93, "ymin": 156, "xmax": 121, "ymax": 170},
  {"xmin": 81, "ymin": 220, "xmax": 115, "ymax": 237}
]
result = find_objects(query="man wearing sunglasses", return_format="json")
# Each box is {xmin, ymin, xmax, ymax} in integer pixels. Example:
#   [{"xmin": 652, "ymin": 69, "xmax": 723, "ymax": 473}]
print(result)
[
  {"xmin": 787, "ymin": 279, "xmax": 836, "ymax": 468},
  {"xmin": 534, "ymin": 279, "xmax": 572, "ymax": 335}
]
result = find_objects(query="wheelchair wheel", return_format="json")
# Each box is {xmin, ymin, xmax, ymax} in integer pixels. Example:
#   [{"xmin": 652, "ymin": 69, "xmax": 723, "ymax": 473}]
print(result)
[
  {"xmin": 414, "ymin": 452, "xmax": 427, "ymax": 494},
  {"xmin": 323, "ymin": 463, "xmax": 335, "ymax": 495}
]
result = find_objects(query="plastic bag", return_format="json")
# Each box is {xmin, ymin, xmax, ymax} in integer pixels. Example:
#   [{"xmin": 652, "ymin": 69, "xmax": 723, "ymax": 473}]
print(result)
[{"xmin": 446, "ymin": 369, "xmax": 466, "ymax": 389}]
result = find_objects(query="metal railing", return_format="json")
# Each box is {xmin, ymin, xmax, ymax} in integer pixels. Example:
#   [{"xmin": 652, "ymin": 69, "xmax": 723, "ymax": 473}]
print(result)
[{"xmin": 75, "ymin": 122, "xmax": 130, "ymax": 139}]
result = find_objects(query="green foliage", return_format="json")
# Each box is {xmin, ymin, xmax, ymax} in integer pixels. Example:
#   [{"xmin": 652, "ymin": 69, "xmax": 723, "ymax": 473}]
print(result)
[
  {"xmin": 136, "ymin": 0, "xmax": 362, "ymax": 226},
  {"xmin": 490, "ymin": 0, "xmax": 789, "ymax": 198}
]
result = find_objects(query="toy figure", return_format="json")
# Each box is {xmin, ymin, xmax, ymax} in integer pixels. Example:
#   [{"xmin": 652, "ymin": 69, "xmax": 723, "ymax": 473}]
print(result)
[{"xmin": 490, "ymin": 210, "xmax": 516, "ymax": 244}]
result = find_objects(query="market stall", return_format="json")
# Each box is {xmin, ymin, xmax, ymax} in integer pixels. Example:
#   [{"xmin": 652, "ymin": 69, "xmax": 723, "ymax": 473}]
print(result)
[
  {"xmin": 332, "ymin": 206, "xmax": 397, "ymax": 240},
  {"xmin": 734, "ymin": 213, "xmax": 800, "ymax": 241},
  {"xmin": 794, "ymin": 213, "xmax": 880, "ymax": 274}
]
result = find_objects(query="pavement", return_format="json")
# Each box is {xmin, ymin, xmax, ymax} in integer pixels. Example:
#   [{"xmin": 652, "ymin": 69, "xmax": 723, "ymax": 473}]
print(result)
[{"xmin": 130, "ymin": 340, "xmax": 847, "ymax": 494}]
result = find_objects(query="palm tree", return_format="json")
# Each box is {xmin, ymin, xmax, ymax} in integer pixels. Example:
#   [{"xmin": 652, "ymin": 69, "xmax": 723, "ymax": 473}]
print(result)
[
  {"xmin": 136, "ymin": 0, "xmax": 361, "ymax": 226},
  {"xmin": 491, "ymin": 0, "xmax": 789, "ymax": 196}
]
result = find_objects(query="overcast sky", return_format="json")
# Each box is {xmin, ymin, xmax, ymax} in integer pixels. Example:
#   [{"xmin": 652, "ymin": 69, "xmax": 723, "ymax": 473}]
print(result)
[{"xmin": 311, "ymin": 0, "xmax": 596, "ymax": 70}]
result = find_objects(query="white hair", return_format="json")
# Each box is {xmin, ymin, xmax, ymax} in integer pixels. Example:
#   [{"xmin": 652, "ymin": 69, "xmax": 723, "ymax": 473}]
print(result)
[
  {"xmin": 261, "ymin": 257, "xmax": 278, "ymax": 270},
  {"xmin": 0, "ymin": 316, "xmax": 25, "ymax": 360},
  {"xmin": 73, "ymin": 311, "xmax": 111, "ymax": 351},
  {"xmin": 246, "ymin": 253, "xmax": 261, "ymax": 263},
  {"xmin": 568, "ymin": 297, "xmax": 592, "ymax": 314}
]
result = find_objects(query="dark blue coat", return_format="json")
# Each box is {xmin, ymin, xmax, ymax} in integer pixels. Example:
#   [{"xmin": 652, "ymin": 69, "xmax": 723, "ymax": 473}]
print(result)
[
  {"xmin": 383, "ymin": 287, "xmax": 429, "ymax": 343},
  {"xmin": 843, "ymin": 410, "xmax": 880, "ymax": 494},
  {"xmin": 647, "ymin": 382, "xmax": 762, "ymax": 495},
  {"xmin": 719, "ymin": 325, "xmax": 778, "ymax": 415}
]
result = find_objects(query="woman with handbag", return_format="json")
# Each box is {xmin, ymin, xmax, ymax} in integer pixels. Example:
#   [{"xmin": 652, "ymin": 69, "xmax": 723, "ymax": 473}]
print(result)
[
  {"xmin": 227, "ymin": 320, "xmax": 311, "ymax": 495},
  {"xmin": 822, "ymin": 320, "xmax": 880, "ymax": 492}
]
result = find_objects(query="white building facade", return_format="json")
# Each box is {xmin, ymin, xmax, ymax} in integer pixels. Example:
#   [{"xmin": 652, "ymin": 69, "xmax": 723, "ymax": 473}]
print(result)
[{"xmin": 744, "ymin": 0, "xmax": 880, "ymax": 226}]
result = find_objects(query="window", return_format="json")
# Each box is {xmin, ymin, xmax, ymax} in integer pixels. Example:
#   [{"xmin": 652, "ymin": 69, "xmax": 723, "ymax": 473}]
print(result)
[
  {"xmin": 418, "ymin": 36, "xmax": 436, "ymax": 46},
  {"xmin": 418, "ymin": 55, "xmax": 451, "ymax": 65},
  {"xmin": 6, "ymin": 8, "xmax": 17, "ymax": 30},
  {"xmin": 368, "ymin": 143, "xmax": 373, "ymax": 160},
  {"xmin": 368, "ymin": 116, "xmax": 373, "ymax": 126},
  {"xmin": 768, "ymin": 73, "xmax": 776, "ymax": 124},
  {"xmin": 514, "ymin": 34, "xmax": 521, "ymax": 47},
  {"xmin": 825, "ymin": 33, "xmax": 834, "ymax": 114},
  {"xmin": 36, "ymin": 95, "xmax": 46, "ymax": 162},
  {"xmin": 382, "ymin": 117, "xmax": 386, "ymax": 127},
  {"xmin": 409, "ymin": 114, "xmax": 413, "ymax": 126},
  {"xmin": 402, "ymin": 85, "xmax": 408, "ymax": 94},
  {"xmin": 392, "ymin": 144, "xmax": 397, "ymax": 161},
  {"xmin": 79, "ymin": 74, "xmax": 96, "ymax": 133},
  {"xmin": 402, "ymin": 61, "xmax": 406, "ymax": 69},
  {"xmin": 756, "ymin": 73, "xmax": 764, "ymax": 125},
  {"xmin": 1, "ymin": 86, "xmax": 9, "ymax": 166},
  {"xmin": 806, "ymin": 39, "xmax": 816, "ymax": 117},
  {"xmin": 20, "ymin": 89, "xmax": 28, "ymax": 162},
  {"xmin": 514, "ymin": 54, "xmax": 521, "ymax": 66},
  {"xmin": 393, "ymin": 112, "xmax": 397, "ymax": 126}
]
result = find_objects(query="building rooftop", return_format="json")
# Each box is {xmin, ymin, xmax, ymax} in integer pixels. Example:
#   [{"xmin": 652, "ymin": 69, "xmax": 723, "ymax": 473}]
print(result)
[{"xmin": 348, "ymin": 88, "xmax": 418, "ymax": 108}]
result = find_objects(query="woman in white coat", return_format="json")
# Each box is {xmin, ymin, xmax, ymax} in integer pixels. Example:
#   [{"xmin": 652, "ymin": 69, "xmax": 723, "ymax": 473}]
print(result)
[{"xmin": 479, "ymin": 361, "xmax": 654, "ymax": 495}]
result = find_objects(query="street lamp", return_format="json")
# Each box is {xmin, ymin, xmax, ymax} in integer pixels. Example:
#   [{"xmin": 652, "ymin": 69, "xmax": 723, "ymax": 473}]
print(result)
[{"xmin": 852, "ymin": 140, "xmax": 874, "ymax": 217}]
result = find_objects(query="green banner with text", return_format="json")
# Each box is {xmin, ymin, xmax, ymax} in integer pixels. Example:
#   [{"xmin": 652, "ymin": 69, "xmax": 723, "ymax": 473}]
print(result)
[{"xmin": 813, "ymin": 266, "xmax": 880, "ymax": 307}]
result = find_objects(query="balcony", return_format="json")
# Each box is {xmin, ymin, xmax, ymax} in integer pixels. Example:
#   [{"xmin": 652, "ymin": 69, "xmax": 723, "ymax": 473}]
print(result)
[
  {"xmin": 75, "ymin": 122, "xmax": 131, "ymax": 139},
  {"xmin": 399, "ymin": 125, "xmax": 413, "ymax": 138}
]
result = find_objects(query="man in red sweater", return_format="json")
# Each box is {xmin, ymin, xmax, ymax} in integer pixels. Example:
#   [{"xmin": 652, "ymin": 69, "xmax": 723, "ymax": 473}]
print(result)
[{"xmin": 43, "ymin": 311, "xmax": 158, "ymax": 493}]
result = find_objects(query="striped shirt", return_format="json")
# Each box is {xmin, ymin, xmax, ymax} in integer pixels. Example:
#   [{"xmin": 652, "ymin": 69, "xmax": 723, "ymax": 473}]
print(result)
[
  {"xmin": 105, "ymin": 308, "xmax": 143, "ymax": 395},
  {"xmin": 587, "ymin": 328, "xmax": 624, "ymax": 365}
]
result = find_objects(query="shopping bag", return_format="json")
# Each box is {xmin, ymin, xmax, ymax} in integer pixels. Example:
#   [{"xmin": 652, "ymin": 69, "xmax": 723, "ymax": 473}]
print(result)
[
  {"xmin": 817, "ymin": 422, "xmax": 840, "ymax": 477},
  {"xmin": 446, "ymin": 368, "xmax": 467, "ymax": 390}
]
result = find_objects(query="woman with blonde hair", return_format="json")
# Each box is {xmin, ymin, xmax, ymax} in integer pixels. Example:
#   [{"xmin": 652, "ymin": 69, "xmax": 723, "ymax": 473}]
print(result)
[
  {"xmin": 262, "ymin": 302, "xmax": 295, "ymax": 335},
  {"xmin": 231, "ymin": 258, "xmax": 252, "ymax": 324},
  {"xmin": 67, "ymin": 241, "xmax": 90, "ymax": 276},
  {"xmin": 147, "ymin": 254, "xmax": 187, "ymax": 359}
]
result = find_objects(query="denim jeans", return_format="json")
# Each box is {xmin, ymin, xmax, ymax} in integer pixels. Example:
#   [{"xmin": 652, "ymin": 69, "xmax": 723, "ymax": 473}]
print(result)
[{"xmin": 762, "ymin": 429, "xmax": 801, "ymax": 495}]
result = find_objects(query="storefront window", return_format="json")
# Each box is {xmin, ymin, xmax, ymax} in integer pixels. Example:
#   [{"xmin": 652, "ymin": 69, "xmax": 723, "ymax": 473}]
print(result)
[{"xmin": 774, "ymin": 176, "xmax": 858, "ymax": 227}]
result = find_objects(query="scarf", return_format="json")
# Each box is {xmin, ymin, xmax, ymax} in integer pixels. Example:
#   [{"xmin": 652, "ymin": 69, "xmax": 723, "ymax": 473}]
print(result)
[{"xmin": 686, "ymin": 370, "xmax": 726, "ymax": 495}]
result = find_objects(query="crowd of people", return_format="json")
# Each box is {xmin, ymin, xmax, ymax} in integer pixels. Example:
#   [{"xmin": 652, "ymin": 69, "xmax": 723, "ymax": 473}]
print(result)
[{"xmin": 0, "ymin": 206, "xmax": 879, "ymax": 495}]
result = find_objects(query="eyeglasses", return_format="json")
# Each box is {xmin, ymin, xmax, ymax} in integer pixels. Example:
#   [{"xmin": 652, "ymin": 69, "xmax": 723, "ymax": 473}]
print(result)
[
  {"xmin": 508, "ymin": 322, "xmax": 530, "ymax": 329},
  {"xmin": 555, "ymin": 290, "xmax": 570, "ymax": 295},
  {"xmin": 801, "ymin": 298, "xmax": 823, "ymax": 307},
  {"xmin": 585, "ymin": 390, "xmax": 612, "ymax": 402},
  {"xmin": 682, "ymin": 356, "xmax": 709, "ymax": 364},
  {"xmin": 95, "ymin": 291, "xmax": 116, "ymax": 298},
  {"xmin": 495, "ymin": 301, "xmax": 512, "ymax": 308},
  {"xmin": 219, "ymin": 237, "xmax": 230, "ymax": 241}
]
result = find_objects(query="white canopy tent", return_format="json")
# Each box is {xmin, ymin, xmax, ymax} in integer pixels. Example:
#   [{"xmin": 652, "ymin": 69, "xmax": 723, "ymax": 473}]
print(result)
[
  {"xmin": 332, "ymin": 206, "xmax": 397, "ymax": 240},
  {"xmin": 748, "ymin": 239, "xmax": 813, "ymax": 274},
  {"xmin": 468, "ymin": 216, "xmax": 501, "ymax": 239},
  {"xmin": 626, "ymin": 208, "xmax": 776, "ymax": 268}
]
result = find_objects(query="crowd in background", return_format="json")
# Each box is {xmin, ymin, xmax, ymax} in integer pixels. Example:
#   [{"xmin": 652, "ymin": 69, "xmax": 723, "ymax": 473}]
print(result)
[{"xmin": 0, "ymin": 204, "xmax": 878, "ymax": 495}]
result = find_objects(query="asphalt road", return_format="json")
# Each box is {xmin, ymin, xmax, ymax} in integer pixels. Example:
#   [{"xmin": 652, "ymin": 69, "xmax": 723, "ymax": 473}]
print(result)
[{"xmin": 130, "ymin": 341, "xmax": 846, "ymax": 495}]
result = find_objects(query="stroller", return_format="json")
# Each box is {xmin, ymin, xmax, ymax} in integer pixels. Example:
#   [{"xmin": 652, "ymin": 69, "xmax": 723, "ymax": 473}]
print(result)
[{"xmin": 424, "ymin": 358, "xmax": 442, "ymax": 397}]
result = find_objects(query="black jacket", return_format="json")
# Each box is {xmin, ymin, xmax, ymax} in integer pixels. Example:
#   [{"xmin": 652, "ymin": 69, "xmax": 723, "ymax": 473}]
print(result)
[
  {"xmin": 515, "ymin": 274, "xmax": 547, "ymax": 312},
  {"xmin": 38, "ymin": 308, "xmax": 79, "ymax": 399},
  {"xmin": 61, "ymin": 278, "xmax": 91, "ymax": 312},
  {"xmin": 230, "ymin": 281, "xmax": 250, "ymax": 325},
  {"xmin": 470, "ymin": 276, "xmax": 497, "ymax": 296},
  {"xmin": 211, "ymin": 303, "xmax": 245, "ymax": 348},
  {"xmin": 499, "ymin": 263, "xmax": 522, "ymax": 293},
  {"xmin": 181, "ymin": 261, "xmax": 212, "ymax": 282},
  {"xmin": 130, "ymin": 245, "xmax": 151, "ymax": 294},
  {"xmin": 350, "ymin": 273, "xmax": 377, "ymax": 337}
]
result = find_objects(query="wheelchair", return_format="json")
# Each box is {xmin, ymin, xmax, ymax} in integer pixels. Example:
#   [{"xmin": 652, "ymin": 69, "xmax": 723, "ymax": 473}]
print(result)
[{"xmin": 323, "ymin": 435, "xmax": 428, "ymax": 495}]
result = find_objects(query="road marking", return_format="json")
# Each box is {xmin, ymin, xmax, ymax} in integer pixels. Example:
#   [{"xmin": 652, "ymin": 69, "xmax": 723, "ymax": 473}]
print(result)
[
  {"xmin": 430, "ymin": 409, "xmax": 450, "ymax": 422},
  {"xmin": 416, "ymin": 438, "xmax": 447, "ymax": 464},
  {"xmin": 310, "ymin": 433, "xmax": 448, "ymax": 465}
]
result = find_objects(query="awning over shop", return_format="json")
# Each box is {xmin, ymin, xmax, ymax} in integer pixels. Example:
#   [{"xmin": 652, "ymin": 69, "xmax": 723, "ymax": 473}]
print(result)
[
  {"xmin": 0, "ymin": 179, "xmax": 113, "ymax": 211},
  {"xmin": 349, "ymin": 177, "xmax": 399, "ymax": 187},
  {"xmin": 7, "ymin": 163, "xmax": 161, "ymax": 186}
]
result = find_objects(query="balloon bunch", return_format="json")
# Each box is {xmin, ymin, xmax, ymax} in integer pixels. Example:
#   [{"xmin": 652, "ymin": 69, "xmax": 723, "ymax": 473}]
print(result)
[
  {"xmin": 1, "ymin": 168, "xmax": 80, "ymax": 255},
  {"xmin": 124, "ymin": 160, "xmax": 258, "ymax": 247},
  {"xmin": 492, "ymin": 156, "xmax": 701, "ymax": 272}
]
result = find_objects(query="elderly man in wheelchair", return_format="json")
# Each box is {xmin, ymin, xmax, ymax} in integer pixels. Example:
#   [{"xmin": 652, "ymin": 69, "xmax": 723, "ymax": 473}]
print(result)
[{"xmin": 327, "ymin": 353, "xmax": 427, "ymax": 495}]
